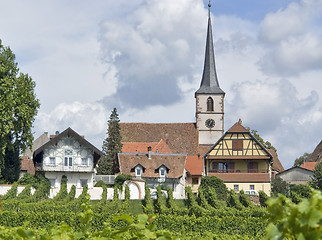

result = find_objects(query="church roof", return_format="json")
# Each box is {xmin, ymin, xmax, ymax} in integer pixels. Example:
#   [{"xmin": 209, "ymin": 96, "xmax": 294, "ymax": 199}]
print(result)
[
  {"xmin": 120, "ymin": 123, "xmax": 199, "ymax": 155},
  {"xmin": 122, "ymin": 140, "xmax": 173, "ymax": 154},
  {"xmin": 118, "ymin": 153, "xmax": 186, "ymax": 178},
  {"xmin": 195, "ymin": 16, "xmax": 224, "ymax": 95}
]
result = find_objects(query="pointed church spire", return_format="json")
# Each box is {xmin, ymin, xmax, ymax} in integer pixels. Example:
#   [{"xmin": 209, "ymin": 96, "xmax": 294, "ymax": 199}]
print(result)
[{"xmin": 196, "ymin": 2, "xmax": 224, "ymax": 95}]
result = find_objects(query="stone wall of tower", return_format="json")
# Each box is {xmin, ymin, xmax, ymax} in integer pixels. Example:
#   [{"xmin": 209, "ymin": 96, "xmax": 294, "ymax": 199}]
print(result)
[{"xmin": 196, "ymin": 94, "xmax": 224, "ymax": 145}]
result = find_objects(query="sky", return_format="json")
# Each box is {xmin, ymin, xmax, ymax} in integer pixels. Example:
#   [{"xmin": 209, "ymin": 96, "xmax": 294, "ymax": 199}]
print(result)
[{"xmin": 0, "ymin": 0, "xmax": 321, "ymax": 169}]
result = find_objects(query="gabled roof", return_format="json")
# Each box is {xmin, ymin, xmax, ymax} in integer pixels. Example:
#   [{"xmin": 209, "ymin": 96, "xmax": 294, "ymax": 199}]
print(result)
[
  {"xmin": 227, "ymin": 121, "xmax": 248, "ymax": 133},
  {"xmin": 118, "ymin": 153, "xmax": 186, "ymax": 179},
  {"xmin": 33, "ymin": 127, "xmax": 102, "ymax": 166},
  {"xmin": 122, "ymin": 139, "xmax": 172, "ymax": 154},
  {"xmin": 120, "ymin": 123, "xmax": 199, "ymax": 155},
  {"xmin": 205, "ymin": 121, "xmax": 272, "ymax": 161},
  {"xmin": 300, "ymin": 162, "xmax": 318, "ymax": 171},
  {"xmin": 195, "ymin": 16, "xmax": 224, "ymax": 95}
]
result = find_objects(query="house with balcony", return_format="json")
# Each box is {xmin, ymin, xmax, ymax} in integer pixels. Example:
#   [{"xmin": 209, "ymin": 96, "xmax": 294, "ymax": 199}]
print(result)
[
  {"xmin": 204, "ymin": 121, "xmax": 273, "ymax": 195},
  {"xmin": 33, "ymin": 127, "xmax": 102, "ymax": 189}
]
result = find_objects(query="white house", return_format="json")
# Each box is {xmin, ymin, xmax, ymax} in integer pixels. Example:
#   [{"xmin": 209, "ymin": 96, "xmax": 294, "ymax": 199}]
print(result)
[{"xmin": 33, "ymin": 127, "xmax": 102, "ymax": 190}]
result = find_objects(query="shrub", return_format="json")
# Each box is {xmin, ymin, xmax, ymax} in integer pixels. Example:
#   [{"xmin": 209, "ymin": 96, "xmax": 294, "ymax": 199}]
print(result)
[
  {"xmin": 143, "ymin": 184, "xmax": 154, "ymax": 214},
  {"xmin": 271, "ymin": 177, "xmax": 289, "ymax": 197},
  {"xmin": 2, "ymin": 182, "xmax": 18, "ymax": 200},
  {"xmin": 259, "ymin": 191, "xmax": 268, "ymax": 207},
  {"xmin": 265, "ymin": 190, "xmax": 322, "ymax": 239},
  {"xmin": 53, "ymin": 176, "xmax": 68, "ymax": 201},
  {"xmin": 94, "ymin": 180, "xmax": 106, "ymax": 187},
  {"xmin": 199, "ymin": 176, "xmax": 228, "ymax": 201},
  {"xmin": 114, "ymin": 174, "xmax": 132, "ymax": 189},
  {"xmin": 113, "ymin": 185, "xmax": 119, "ymax": 201},
  {"xmin": 67, "ymin": 185, "xmax": 76, "ymax": 201},
  {"xmin": 100, "ymin": 185, "xmax": 107, "ymax": 202},
  {"xmin": 17, "ymin": 184, "xmax": 32, "ymax": 200},
  {"xmin": 155, "ymin": 186, "xmax": 166, "ymax": 214},
  {"xmin": 77, "ymin": 185, "xmax": 88, "ymax": 202},
  {"xmin": 239, "ymin": 190, "xmax": 252, "ymax": 207},
  {"xmin": 290, "ymin": 184, "xmax": 312, "ymax": 202},
  {"xmin": 227, "ymin": 190, "xmax": 243, "ymax": 210}
]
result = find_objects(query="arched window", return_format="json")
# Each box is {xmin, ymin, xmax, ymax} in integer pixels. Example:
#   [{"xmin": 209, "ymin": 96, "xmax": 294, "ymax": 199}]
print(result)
[{"xmin": 207, "ymin": 97, "xmax": 214, "ymax": 111}]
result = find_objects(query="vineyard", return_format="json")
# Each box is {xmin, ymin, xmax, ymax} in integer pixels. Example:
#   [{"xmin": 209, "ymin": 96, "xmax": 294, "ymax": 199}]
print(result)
[{"xmin": 0, "ymin": 176, "xmax": 321, "ymax": 239}]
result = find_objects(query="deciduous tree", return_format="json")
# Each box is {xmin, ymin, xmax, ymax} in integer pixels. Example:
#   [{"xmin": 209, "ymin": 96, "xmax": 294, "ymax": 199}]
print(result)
[
  {"xmin": 0, "ymin": 39, "xmax": 40, "ymax": 176},
  {"xmin": 311, "ymin": 161, "xmax": 322, "ymax": 191},
  {"xmin": 293, "ymin": 152, "xmax": 312, "ymax": 167}
]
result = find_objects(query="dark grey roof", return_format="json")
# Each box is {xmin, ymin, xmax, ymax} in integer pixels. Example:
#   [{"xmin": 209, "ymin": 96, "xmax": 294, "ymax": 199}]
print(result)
[{"xmin": 196, "ymin": 16, "xmax": 224, "ymax": 95}]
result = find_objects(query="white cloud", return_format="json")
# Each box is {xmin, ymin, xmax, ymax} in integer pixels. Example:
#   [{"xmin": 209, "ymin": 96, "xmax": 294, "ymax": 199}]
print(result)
[
  {"xmin": 34, "ymin": 102, "xmax": 108, "ymax": 148},
  {"xmin": 258, "ymin": 0, "xmax": 322, "ymax": 76}
]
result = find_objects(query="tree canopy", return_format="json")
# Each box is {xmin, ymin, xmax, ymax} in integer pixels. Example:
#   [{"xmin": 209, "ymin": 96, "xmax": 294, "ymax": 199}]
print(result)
[
  {"xmin": 0, "ymin": 39, "xmax": 40, "ymax": 177},
  {"xmin": 293, "ymin": 152, "xmax": 312, "ymax": 167},
  {"xmin": 311, "ymin": 161, "xmax": 322, "ymax": 191},
  {"xmin": 97, "ymin": 108, "xmax": 122, "ymax": 175},
  {"xmin": 246, "ymin": 127, "xmax": 277, "ymax": 153}
]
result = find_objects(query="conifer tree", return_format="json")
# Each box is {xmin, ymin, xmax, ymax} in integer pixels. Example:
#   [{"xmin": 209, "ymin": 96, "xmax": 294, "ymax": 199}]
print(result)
[{"xmin": 97, "ymin": 108, "xmax": 122, "ymax": 175}]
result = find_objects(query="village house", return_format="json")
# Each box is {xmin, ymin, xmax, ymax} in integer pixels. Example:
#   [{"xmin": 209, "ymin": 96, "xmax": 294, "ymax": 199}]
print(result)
[
  {"xmin": 33, "ymin": 127, "xmax": 102, "ymax": 190},
  {"xmin": 204, "ymin": 120, "xmax": 276, "ymax": 195}
]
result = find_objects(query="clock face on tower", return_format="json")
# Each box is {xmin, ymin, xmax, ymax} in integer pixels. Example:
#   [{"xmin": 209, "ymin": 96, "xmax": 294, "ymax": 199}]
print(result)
[{"xmin": 205, "ymin": 118, "xmax": 215, "ymax": 128}]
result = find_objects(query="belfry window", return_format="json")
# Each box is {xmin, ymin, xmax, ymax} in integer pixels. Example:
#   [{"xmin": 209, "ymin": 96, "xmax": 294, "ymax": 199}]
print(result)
[{"xmin": 207, "ymin": 97, "xmax": 214, "ymax": 111}]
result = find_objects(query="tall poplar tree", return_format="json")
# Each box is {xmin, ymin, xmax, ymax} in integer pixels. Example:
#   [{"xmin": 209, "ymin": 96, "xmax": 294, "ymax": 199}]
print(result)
[
  {"xmin": 97, "ymin": 108, "xmax": 122, "ymax": 175},
  {"xmin": 0, "ymin": 39, "xmax": 40, "ymax": 179}
]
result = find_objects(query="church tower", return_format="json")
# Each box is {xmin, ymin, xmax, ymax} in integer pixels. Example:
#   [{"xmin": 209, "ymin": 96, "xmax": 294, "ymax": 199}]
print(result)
[{"xmin": 195, "ymin": 3, "xmax": 225, "ymax": 145}]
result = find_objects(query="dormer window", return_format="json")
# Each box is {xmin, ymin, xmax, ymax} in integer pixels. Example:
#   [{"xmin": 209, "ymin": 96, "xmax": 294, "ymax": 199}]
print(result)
[{"xmin": 207, "ymin": 97, "xmax": 214, "ymax": 111}]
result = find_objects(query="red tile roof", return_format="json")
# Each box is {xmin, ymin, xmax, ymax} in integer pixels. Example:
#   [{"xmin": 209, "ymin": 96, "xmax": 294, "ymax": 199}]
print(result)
[
  {"xmin": 185, "ymin": 155, "xmax": 203, "ymax": 175},
  {"xmin": 120, "ymin": 123, "xmax": 199, "ymax": 155},
  {"xmin": 118, "ymin": 153, "xmax": 186, "ymax": 178},
  {"xmin": 300, "ymin": 162, "xmax": 318, "ymax": 171},
  {"xmin": 310, "ymin": 140, "xmax": 322, "ymax": 162},
  {"xmin": 20, "ymin": 155, "xmax": 35, "ymax": 175},
  {"xmin": 208, "ymin": 173, "xmax": 270, "ymax": 182},
  {"xmin": 122, "ymin": 139, "xmax": 172, "ymax": 154},
  {"xmin": 267, "ymin": 149, "xmax": 284, "ymax": 172},
  {"xmin": 227, "ymin": 121, "xmax": 248, "ymax": 133}
]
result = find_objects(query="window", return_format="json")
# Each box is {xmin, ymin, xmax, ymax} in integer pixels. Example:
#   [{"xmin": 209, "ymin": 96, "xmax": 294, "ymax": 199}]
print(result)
[
  {"xmin": 135, "ymin": 166, "xmax": 142, "ymax": 178},
  {"xmin": 81, "ymin": 158, "xmax": 89, "ymax": 166},
  {"xmin": 49, "ymin": 157, "xmax": 56, "ymax": 165},
  {"xmin": 207, "ymin": 97, "xmax": 214, "ymax": 111},
  {"xmin": 64, "ymin": 149, "xmax": 73, "ymax": 167},
  {"xmin": 248, "ymin": 162, "xmax": 258, "ymax": 173},
  {"xmin": 192, "ymin": 177, "xmax": 199, "ymax": 185},
  {"xmin": 160, "ymin": 167, "xmax": 166, "ymax": 177},
  {"xmin": 232, "ymin": 140, "xmax": 243, "ymax": 151},
  {"xmin": 234, "ymin": 185, "xmax": 239, "ymax": 191},
  {"xmin": 80, "ymin": 179, "xmax": 88, "ymax": 187},
  {"xmin": 250, "ymin": 185, "xmax": 255, "ymax": 190},
  {"xmin": 50, "ymin": 179, "xmax": 55, "ymax": 188},
  {"xmin": 65, "ymin": 157, "xmax": 73, "ymax": 166},
  {"xmin": 227, "ymin": 162, "xmax": 235, "ymax": 173},
  {"xmin": 211, "ymin": 162, "xmax": 227, "ymax": 173}
]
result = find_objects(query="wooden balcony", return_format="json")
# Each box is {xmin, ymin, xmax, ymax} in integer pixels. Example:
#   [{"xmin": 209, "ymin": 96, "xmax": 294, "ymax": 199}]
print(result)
[
  {"xmin": 208, "ymin": 168, "xmax": 268, "ymax": 173},
  {"xmin": 208, "ymin": 172, "xmax": 270, "ymax": 182}
]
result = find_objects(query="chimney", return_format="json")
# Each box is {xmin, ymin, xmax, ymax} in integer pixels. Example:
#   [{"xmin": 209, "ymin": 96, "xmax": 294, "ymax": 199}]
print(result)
[
  {"xmin": 238, "ymin": 118, "xmax": 242, "ymax": 124},
  {"xmin": 147, "ymin": 146, "xmax": 152, "ymax": 159}
]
